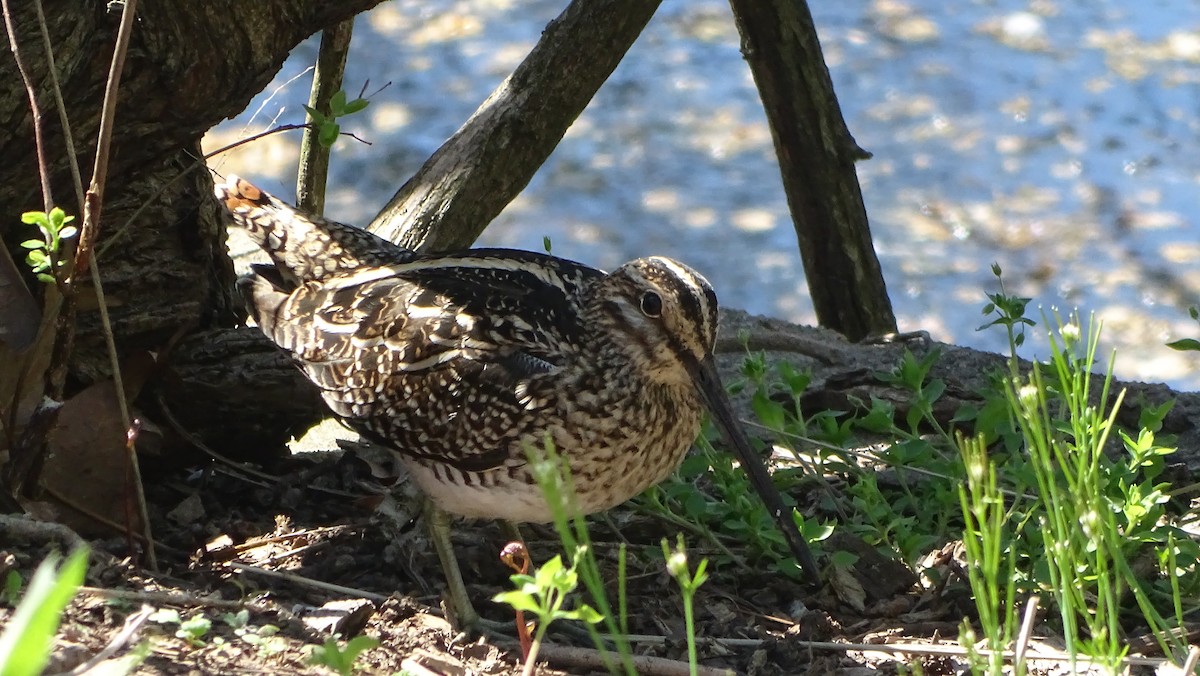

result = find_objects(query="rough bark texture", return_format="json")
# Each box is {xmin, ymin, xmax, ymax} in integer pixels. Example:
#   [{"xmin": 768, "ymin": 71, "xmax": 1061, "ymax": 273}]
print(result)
[
  {"xmin": 367, "ymin": 0, "xmax": 663, "ymax": 253},
  {"xmin": 0, "ymin": 0, "xmax": 385, "ymax": 386},
  {"xmin": 728, "ymin": 0, "xmax": 896, "ymax": 341}
]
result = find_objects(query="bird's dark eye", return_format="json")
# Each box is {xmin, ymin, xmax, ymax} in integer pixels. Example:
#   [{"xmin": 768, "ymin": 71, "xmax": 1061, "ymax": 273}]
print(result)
[{"xmin": 640, "ymin": 291, "xmax": 662, "ymax": 317}]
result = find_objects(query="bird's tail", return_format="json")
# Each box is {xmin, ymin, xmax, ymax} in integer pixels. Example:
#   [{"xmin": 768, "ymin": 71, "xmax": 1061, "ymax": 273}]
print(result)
[{"xmin": 214, "ymin": 175, "xmax": 413, "ymax": 284}]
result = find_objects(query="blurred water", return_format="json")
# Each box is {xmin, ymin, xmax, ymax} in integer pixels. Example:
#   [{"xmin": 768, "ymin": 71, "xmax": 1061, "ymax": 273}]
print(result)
[{"xmin": 208, "ymin": 0, "xmax": 1200, "ymax": 390}]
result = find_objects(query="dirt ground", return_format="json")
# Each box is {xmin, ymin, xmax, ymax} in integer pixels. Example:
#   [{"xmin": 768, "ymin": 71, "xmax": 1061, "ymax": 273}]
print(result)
[{"xmin": 0, "ymin": 442, "xmax": 1172, "ymax": 675}]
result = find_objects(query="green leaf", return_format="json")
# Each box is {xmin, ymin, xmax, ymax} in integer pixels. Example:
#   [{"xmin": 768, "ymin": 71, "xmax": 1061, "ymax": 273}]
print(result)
[
  {"xmin": 2, "ymin": 570, "xmax": 21, "ymax": 605},
  {"xmin": 535, "ymin": 554, "xmax": 564, "ymax": 585},
  {"xmin": 20, "ymin": 211, "xmax": 47, "ymax": 226},
  {"xmin": 342, "ymin": 98, "xmax": 369, "ymax": 115},
  {"xmin": 491, "ymin": 590, "xmax": 541, "ymax": 614},
  {"xmin": 566, "ymin": 604, "xmax": 604, "ymax": 624},
  {"xmin": 19, "ymin": 239, "xmax": 43, "ymax": 249},
  {"xmin": 57, "ymin": 226, "xmax": 77, "ymax": 240},
  {"xmin": 221, "ymin": 609, "xmax": 250, "ymax": 629},
  {"xmin": 47, "ymin": 208, "xmax": 73, "ymax": 229},
  {"xmin": 1166, "ymin": 338, "xmax": 1200, "ymax": 352},
  {"xmin": 330, "ymin": 89, "xmax": 348, "ymax": 114},
  {"xmin": 318, "ymin": 122, "xmax": 340, "ymax": 147},
  {"xmin": 301, "ymin": 104, "xmax": 327, "ymax": 125},
  {"xmin": 177, "ymin": 614, "xmax": 212, "ymax": 644},
  {"xmin": 0, "ymin": 547, "xmax": 89, "ymax": 676}
]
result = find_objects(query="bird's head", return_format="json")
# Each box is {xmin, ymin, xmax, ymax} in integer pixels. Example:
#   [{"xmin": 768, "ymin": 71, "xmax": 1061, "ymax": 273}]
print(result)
[{"xmin": 593, "ymin": 256, "xmax": 719, "ymax": 387}]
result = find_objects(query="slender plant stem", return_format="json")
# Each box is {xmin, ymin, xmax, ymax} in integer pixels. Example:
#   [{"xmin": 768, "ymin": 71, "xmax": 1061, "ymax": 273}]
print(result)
[
  {"xmin": 1, "ymin": 0, "xmax": 52, "ymax": 211},
  {"xmin": 297, "ymin": 18, "xmax": 354, "ymax": 214}
]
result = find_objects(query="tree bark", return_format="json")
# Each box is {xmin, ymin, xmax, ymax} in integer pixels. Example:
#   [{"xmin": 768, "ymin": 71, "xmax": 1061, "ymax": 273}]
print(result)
[
  {"xmin": 727, "ymin": 0, "xmax": 896, "ymax": 341},
  {"xmin": 0, "ymin": 0, "xmax": 386, "ymax": 387}
]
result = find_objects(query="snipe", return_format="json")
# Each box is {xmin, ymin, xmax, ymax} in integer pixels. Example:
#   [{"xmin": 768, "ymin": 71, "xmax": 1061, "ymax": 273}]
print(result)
[{"xmin": 215, "ymin": 176, "xmax": 819, "ymax": 625}]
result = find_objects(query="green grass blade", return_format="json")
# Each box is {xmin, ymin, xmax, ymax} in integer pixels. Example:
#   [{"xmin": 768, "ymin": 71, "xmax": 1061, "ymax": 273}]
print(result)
[{"xmin": 0, "ymin": 547, "xmax": 89, "ymax": 676}]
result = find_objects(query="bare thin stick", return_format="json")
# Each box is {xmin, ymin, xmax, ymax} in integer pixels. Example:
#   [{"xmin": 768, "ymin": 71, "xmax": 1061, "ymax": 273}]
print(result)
[
  {"xmin": 155, "ymin": 391, "xmax": 366, "ymax": 500},
  {"xmin": 0, "ymin": 0, "xmax": 52, "ymax": 211},
  {"xmin": 226, "ymin": 561, "xmax": 388, "ymax": 603},
  {"xmin": 31, "ymin": 0, "xmax": 83, "ymax": 211},
  {"xmin": 1013, "ymin": 595, "xmax": 1040, "ymax": 674},
  {"xmin": 779, "ymin": 638, "xmax": 1172, "ymax": 668},
  {"xmin": 1180, "ymin": 646, "xmax": 1199, "ymax": 674},
  {"xmin": 64, "ymin": 604, "xmax": 153, "ymax": 675},
  {"xmin": 67, "ymin": 0, "xmax": 156, "ymax": 570},
  {"xmin": 537, "ymin": 643, "xmax": 735, "ymax": 676},
  {"xmin": 79, "ymin": 586, "xmax": 273, "ymax": 612}
]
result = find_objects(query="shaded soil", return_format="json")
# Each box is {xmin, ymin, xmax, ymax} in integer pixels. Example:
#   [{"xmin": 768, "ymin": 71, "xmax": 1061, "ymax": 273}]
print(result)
[{"xmin": 0, "ymin": 436, "xmax": 1183, "ymax": 675}]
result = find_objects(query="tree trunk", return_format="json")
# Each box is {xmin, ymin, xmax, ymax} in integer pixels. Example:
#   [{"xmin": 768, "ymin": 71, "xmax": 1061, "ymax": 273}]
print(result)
[
  {"xmin": 728, "ymin": 0, "xmax": 897, "ymax": 341},
  {"xmin": 0, "ymin": 0, "xmax": 386, "ymax": 382},
  {"xmin": 0, "ymin": 0, "xmax": 384, "ymax": 466}
]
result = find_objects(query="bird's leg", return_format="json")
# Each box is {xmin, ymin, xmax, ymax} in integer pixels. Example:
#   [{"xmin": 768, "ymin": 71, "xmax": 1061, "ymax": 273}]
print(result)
[
  {"xmin": 427, "ymin": 501, "xmax": 480, "ymax": 631},
  {"xmin": 500, "ymin": 520, "xmax": 525, "ymax": 544}
]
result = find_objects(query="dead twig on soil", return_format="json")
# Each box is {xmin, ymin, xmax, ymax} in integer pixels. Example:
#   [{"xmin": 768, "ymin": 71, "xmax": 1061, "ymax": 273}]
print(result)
[
  {"xmin": 536, "ymin": 643, "xmax": 735, "ymax": 676},
  {"xmin": 225, "ymin": 561, "xmax": 388, "ymax": 603},
  {"xmin": 787, "ymin": 638, "xmax": 1178, "ymax": 670},
  {"xmin": 61, "ymin": 603, "xmax": 153, "ymax": 675},
  {"xmin": 78, "ymin": 586, "xmax": 273, "ymax": 613}
]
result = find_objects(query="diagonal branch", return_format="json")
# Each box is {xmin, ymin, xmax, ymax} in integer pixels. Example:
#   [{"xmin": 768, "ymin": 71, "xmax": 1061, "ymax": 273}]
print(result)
[{"xmin": 367, "ymin": 0, "xmax": 663, "ymax": 253}]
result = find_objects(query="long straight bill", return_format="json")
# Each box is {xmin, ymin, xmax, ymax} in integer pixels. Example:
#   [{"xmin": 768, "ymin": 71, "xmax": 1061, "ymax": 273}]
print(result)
[{"xmin": 691, "ymin": 356, "xmax": 821, "ymax": 583}]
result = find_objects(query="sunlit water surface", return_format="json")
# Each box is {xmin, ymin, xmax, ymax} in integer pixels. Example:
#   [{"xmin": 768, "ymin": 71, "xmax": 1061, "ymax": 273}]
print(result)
[{"xmin": 209, "ymin": 0, "xmax": 1200, "ymax": 390}]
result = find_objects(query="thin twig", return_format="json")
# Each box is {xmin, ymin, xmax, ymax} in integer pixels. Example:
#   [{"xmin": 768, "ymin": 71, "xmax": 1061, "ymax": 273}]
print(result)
[
  {"xmin": 63, "ymin": 604, "xmax": 153, "ymax": 675},
  {"xmin": 78, "ymin": 586, "xmax": 273, "ymax": 612},
  {"xmin": 1180, "ymin": 646, "xmax": 1199, "ymax": 675},
  {"xmin": 1, "ymin": 0, "xmax": 52, "ymax": 211},
  {"xmin": 782, "ymin": 638, "xmax": 1174, "ymax": 668},
  {"xmin": 1013, "ymin": 595, "xmax": 1039, "ymax": 674},
  {"xmin": 225, "ymin": 561, "xmax": 388, "ymax": 603},
  {"xmin": 75, "ymin": 0, "xmax": 137, "ymax": 272},
  {"xmin": 38, "ymin": 484, "xmax": 186, "ymax": 559},
  {"xmin": 296, "ymin": 18, "xmax": 354, "ymax": 214},
  {"xmin": 32, "ymin": 0, "xmax": 83, "ymax": 212},
  {"xmin": 537, "ymin": 643, "xmax": 735, "ymax": 676},
  {"xmin": 69, "ymin": 0, "xmax": 156, "ymax": 570}
]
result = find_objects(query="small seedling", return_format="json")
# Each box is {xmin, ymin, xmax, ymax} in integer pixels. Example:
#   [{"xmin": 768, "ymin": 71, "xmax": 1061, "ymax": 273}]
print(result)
[
  {"xmin": 149, "ymin": 608, "xmax": 212, "ymax": 647},
  {"xmin": 494, "ymin": 549, "xmax": 604, "ymax": 676},
  {"xmin": 308, "ymin": 635, "xmax": 379, "ymax": 676},
  {"xmin": 661, "ymin": 535, "xmax": 709, "ymax": 676},
  {"xmin": 20, "ymin": 207, "xmax": 77, "ymax": 283},
  {"xmin": 221, "ymin": 609, "xmax": 285, "ymax": 655},
  {"xmin": 303, "ymin": 89, "xmax": 369, "ymax": 148},
  {"xmin": 978, "ymin": 262, "xmax": 1034, "ymax": 361}
]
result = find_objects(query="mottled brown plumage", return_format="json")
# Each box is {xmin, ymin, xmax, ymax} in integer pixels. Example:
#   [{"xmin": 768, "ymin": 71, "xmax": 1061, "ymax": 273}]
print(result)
[{"xmin": 216, "ymin": 176, "xmax": 819, "ymax": 600}]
